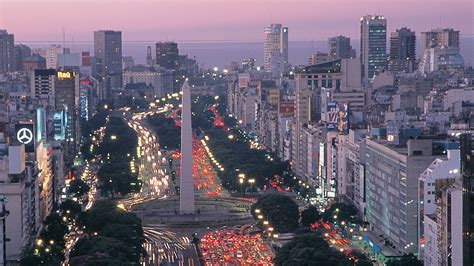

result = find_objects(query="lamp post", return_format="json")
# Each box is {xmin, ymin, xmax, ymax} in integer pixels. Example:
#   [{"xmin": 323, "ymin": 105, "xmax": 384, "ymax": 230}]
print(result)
[
  {"xmin": 239, "ymin": 178, "xmax": 244, "ymax": 195},
  {"xmin": 248, "ymin": 178, "xmax": 255, "ymax": 194},
  {"xmin": 238, "ymin": 173, "xmax": 245, "ymax": 195}
]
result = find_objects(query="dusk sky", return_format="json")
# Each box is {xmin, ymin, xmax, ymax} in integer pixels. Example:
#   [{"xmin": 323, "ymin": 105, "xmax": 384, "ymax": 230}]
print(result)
[{"xmin": 0, "ymin": 0, "xmax": 473, "ymax": 42}]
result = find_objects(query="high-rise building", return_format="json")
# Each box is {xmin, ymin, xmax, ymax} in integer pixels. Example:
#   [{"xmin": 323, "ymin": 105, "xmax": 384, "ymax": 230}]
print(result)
[
  {"xmin": 328, "ymin": 35, "xmax": 356, "ymax": 60},
  {"xmin": 155, "ymin": 42, "xmax": 179, "ymax": 70},
  {"xmin": 388, "ymin": 27, "xmax": 416, "ymax": 73},
  {"xmin": 31, "ymin": 69, "xmax": 56, "ymax": 107},
  {"xmin": 54, "ymin": 70, "xmax": 80, "ymax": 165},
  {"xmin": 36, "ymin": 45, "xmax": 70, "ymax": 70},
  {"xmin": 420, "ymin": 28, "xmax": 460, "ymax": 60},
  {"xmin": 146, "ymin": 46, "xmax": 153, "ymax": 66},
  {"xmin": 13, "ymin": 44, "xmax": 31, "ymax": 71},
  {"xmin": 360, "ymin": 15, "xmax": 387, "ymax": 81},
  {"xmin": 365, "ymin": 138, "xmax": 441, "ymax": 253},
  {"xmin": 94, "ymin": 30, "xmax": 123, "ymax": 91},
  {"xmin": 263, "ymin": 24, "xmax": 288, "ymax": 77},
  {"xmin": 460, "ymin": 133, "xmax": 473, "ymax": 266},
  {"xmin": 0, "ymin": 30, "xmax": 15, "ymax": 73}
]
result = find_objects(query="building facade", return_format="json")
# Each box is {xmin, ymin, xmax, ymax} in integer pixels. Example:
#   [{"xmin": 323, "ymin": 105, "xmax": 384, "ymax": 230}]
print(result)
[
  {"xmin": 360, "ymin": 15, "xmax": 387, "ymax": 81},
  {"xmin": 264, "ymin": 24, "xmax": 288, "ymax": 77},
  {"xmin": 94, "ymin": 30, "xmax": 123, "ymax": 91},
  {"xmin": 0, "ymin": 30, "xmax": 14, "ymax": 73},
  {"xmin": 389, "ymin": 27, "xmax": 416, "ymax": 73}
]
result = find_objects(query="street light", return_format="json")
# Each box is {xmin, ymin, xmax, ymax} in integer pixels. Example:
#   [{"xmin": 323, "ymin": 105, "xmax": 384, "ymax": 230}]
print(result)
[
  {"xmin": 248, "ymin": 178, "xmax": 255, "ymax": 194},
  {"xmin": 239, "ymin": 178, "xmax": 244, "ymax": 195}
]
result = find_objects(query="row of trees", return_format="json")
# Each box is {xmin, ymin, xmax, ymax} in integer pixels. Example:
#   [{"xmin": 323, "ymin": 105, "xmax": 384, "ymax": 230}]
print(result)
[
  {"xmin": 69, "ymin": 201, "xmax": 145, "ymax": 265},
  {"xmin": 275, "ymin": 234, "xmax": 372, "ymax": 266},
  {"xmin": 206, "ymin": 127, "xmax": 289, "ymax": 193},
  {"xmin": 21, "ymin": 199, "xmax": 83, "ymax": 265},
  {"xmin": 97, "ymin": 117, "xmax": 140, "ymax": 196},
  {"xmin": 147, "ymin": 115, "xmax": 181, "ymax": 150}
]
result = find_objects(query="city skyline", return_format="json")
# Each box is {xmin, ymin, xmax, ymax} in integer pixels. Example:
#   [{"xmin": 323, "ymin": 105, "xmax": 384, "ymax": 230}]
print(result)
[{"xmin": 1, "ymin": 0, "xmax": 473, "ymax": 42}]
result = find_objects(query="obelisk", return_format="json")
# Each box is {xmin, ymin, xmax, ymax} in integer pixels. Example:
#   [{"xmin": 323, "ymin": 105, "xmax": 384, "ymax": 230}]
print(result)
[{"xmin": 179, "ymin": 80, "xmax": 195, "ymax": 214}]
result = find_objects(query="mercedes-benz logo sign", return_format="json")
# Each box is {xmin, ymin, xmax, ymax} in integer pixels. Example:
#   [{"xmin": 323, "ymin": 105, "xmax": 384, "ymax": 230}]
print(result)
[{"xmin": 17, "ymin": 128, "xmax": 33, "ymax": 145}]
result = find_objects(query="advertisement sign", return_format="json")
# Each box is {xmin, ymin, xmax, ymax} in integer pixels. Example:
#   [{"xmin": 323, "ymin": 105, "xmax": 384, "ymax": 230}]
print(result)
[
  {"xmin": 268, "ymin": 89, "xmax": 280, "ymax": 105},
  {"xmin": 36, "ymin": 108, "xmax": 47, "ymax": 142},
  {"xmin": 15, "ymin": 124, "xmax": 35, "ymax": 152},
  {"xmin": 54, "ymin": 111, "xmax": 65, "ymax": 140},
  {"xmin": 279, "ymin": 101, "xmax": 295, "ymax": 117},
  {"xmin": 338, "ymin": 103, "xmax": 349, "ymax": 134}
]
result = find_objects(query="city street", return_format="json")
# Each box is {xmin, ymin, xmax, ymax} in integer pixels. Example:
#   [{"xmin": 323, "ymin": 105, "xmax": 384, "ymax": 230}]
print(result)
[
  {"xmin": 143, "ymin": 226, "xmax": 198, "ymax": 266},
  {"xmin": 199, "ymin": 225, "xmax": 273, "ymax": 265}
]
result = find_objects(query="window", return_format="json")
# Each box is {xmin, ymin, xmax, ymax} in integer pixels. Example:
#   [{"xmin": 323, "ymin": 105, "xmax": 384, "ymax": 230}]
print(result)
[
  {"xmin": 336, "ymin": 79, "xmax": 341, "ymax": 90},
  {"xmin": 322, "ymin": 80, "xmax": 326, "ymax": 87},
  {"xmin": 328, "ymin": 80, "xmax": 333, "ymax": 88}
]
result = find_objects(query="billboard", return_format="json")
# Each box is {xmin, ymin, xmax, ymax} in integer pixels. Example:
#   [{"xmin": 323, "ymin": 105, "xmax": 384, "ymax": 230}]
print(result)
[
  {"xmin": 15, "ymin": 124, "xmax": 35, "ymax": 152},
  {"xmin": 338, "ymin": 103, "xmax": 349, "ymax": 134},
  {"xmin": 326, "ymin": 102, "xmax": 349, "ymax": 133},
  {"xmin": 279, "ymin": 101, "xmax": 295, "ymax": 117},
  {"xmin": 54, "ymin": 111, "xmax": 65, "ymax": 140},
  {"xmin": 36, "ymin": 108, "xmax": 47, "ymax": 142},
  {"xmin": 326, "ymin": 102, "xmax": 339, "ymax": 130},
  {"xmin": 268, "ymin": 89, "xmax": 280, "ymax": 105},
  {"xmin": 56, "ymin": 71, "xmax": 75, "ymax": 80}
]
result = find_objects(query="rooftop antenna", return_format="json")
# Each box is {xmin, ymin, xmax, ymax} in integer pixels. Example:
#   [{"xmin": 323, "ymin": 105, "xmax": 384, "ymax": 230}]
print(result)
[
  {"xmin": 62, "ymin": 27, "xmax": 66, "ymax": 68},
  {"xmin": 62, "ymin": 27, "xmax": 66, "ymax": 48}
]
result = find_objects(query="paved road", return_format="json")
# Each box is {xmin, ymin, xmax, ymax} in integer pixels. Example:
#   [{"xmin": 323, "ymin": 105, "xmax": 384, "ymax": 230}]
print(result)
[{"xmin": 143, "ymin": 225, "xmax": 198, "ymax": 266}]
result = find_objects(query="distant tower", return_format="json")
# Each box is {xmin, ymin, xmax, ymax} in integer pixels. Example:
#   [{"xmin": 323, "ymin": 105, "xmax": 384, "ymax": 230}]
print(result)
[
  {"xmin": 94, "ymin": 30, "xmax": 122, "ymax": 92},
  {"xmin": 0, "ymin": 30, "xmax": 15, "ymax": 73},
  {"xmin": 146, "ymin": 46, "xmax": 153, "ymax": 66},
  {"xmin": 388, "ymin": 27, "xmax": 416, "ymax": 73},
  {"xmin": 420, "ymin": 28, "xmax": 460, "ymax": 60},
  {"xmin": 328, "ymin": 35, "xmax": 356, "ymax": 60},
  {"xmin": 179, "ymin": 81, "xmax": 195, "ymax": 214},
  {"xmin": 263, "ymin": 24, "xmax": 288, "ymax": 77},
  {"xmin": 360, "ymin": 15, "xmax": 387, "ymax": 81}
]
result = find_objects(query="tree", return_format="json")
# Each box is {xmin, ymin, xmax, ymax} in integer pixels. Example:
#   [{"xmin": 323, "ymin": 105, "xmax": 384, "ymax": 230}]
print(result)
[
  {"xmin": 301, "ymin": 206, "xmax": 321, "ymax": 227},
  {"xmin": 323, "ymin": 202, "xmax": 359, "ymax": 224},
  {"xmin": 70, "ymin": 236, "xmax": 136, "ymax": 264},
  {"xmin": 275, "ymin": 234, "xmax": 351, "ymax": 266},
  {"xmin": 60, "ymin": 199, "xmax": 82, "ymax": 219},
  {"xmin": 251, "ymin": 194, "xmax": 299, "ymax": 233},
  {"xmin": 72, "ymin": 201, "xmax": 145, "ymax": 265},
  {"xmin": 68, "ymin": 179, "xmax": 90, "ymax": 198},
  {"xmin": 387, "ymin": 254, "xmax": 423, "ymax": 266},
  {"xmin": 350, "ymin": 251, "xmax": 372, "ymax": 266}
]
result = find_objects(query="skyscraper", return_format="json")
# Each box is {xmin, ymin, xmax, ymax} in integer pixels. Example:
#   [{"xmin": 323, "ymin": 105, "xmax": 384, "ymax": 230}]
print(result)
[
  {"xmin": 263, "ymin": 24, "xmax": 288, "ymax": 77},
  {"xmin": 360, "ymin": 15, "xmax": 387, "ymax": 81},
  {"xmin": 14, "ymin": 44, "xmax": 31, "ymax": 71},
  {"xmin": 328, "ymin": 35, "xmax": 356, "ymax": 60},
  {"xmin": 0, "ymin": 30, "xmax": 14, "ymax": 73},
  {"xmin": 460, "ymin": 133, "xmax": 473, "ymax": 266},
  {"xmin": 94, "ymin": 30, "xmax": 123, "ymax": 91},
  {"xmin": 420, "ymin": 28, "xmax": 460, "ymax": 59},
  {"xmin": 155, "ymin": 42, "xmax": 179, "ymax": 70},
  {"xmin": 388, "ymin": 27, "xmax": 416, "ymax": 73},
  {"xmin": 146, "ymin": 46, "xmax": 153, "ymax": 66}
]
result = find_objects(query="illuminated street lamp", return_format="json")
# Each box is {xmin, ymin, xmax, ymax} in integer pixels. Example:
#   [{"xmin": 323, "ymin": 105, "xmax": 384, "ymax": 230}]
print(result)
[
  {"xmin": 248, "ymin": 178, "xmax": 255, "ymax": 194},
  {"xmin": 239, "ymin": 178, "xmax": 244, "ymax": 195},
  {"xmin": 254, "ymin": 209, "xmax": 260, "ymax": 214},
  {"xmin": 263, "ymin": 220, "xmax": 269, "ymax": 225},
  {"xmin": 257, "ymin": 215, "xmax": 263, "ymax": 219}
]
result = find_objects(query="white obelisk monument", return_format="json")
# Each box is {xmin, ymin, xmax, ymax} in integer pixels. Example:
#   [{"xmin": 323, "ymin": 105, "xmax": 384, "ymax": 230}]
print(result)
[{"xmin": 179, "ymin": 81, "xmax": 195, "ymax": 214}]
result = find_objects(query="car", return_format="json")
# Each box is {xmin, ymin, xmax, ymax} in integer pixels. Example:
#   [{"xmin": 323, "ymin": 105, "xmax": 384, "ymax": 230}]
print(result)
[{"xmin": 236, "ymin": 250, "xmax": 243, "ymax": 258}]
